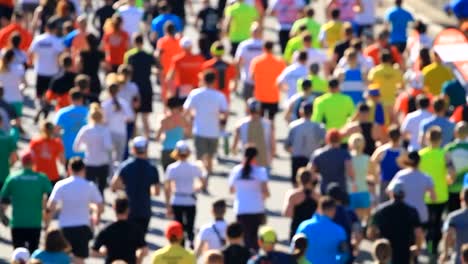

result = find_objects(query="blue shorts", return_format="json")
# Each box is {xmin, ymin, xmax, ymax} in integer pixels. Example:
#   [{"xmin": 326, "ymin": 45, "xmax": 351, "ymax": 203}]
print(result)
[{"xmin": 350, "ymin": 192, "xmax": 371, "ymax": 209}]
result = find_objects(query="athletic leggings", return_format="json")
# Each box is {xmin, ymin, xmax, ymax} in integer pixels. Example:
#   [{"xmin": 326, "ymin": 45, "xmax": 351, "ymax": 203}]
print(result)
[
  {"xmin": 172, "ymin": 205, "xmax": 196, "ymax": 244},
  {"xmin": 426, "ymin": 203, "xmax": 446, "ymax": 255}
]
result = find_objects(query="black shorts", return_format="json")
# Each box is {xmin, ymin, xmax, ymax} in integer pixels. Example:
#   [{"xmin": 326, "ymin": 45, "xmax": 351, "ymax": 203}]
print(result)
[
  {"xmin": 161, "ymin": 149, "xmax": 176, "ymax": 171},
  {"xmin": 260, "ymin": 102, "xmax": 279, "ymax": 120},
  {"xmin": 21, "ymin": 3, "xmax": 39, "ymax": 13},
  {"xmin": 62, "ymin": 225, "xmax": 93, "ymax": 258},
  {"xmin": 11, "ymin": 227, "xmax": 41, "ymax": 252},
  {"xmin": 36, "ymin": 75, "xmax": 52, "ymax": 98},
  {"xmin": 137, "ymin": 83, "xmax": 153, "ymax": 113},
  {"xmin": 242, "ymin": 82, "xmax": 254, "ymax": 101},
  {"xmin": 0, "ymin": 4, "xmax": 13, "ymax": 21}
]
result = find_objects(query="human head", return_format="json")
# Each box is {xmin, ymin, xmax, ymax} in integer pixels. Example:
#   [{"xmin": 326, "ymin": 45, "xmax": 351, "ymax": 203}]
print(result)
[
  {"xmin": 77, "ymin": 15, "xmax": 87, "ymax": 31},
  {"xmin": 318, "ymin": 196, "xmax": 337, "ymax": 218},
  {"xmin": 296, "ymin": 167, "xmax": 315, "ymax": 188},
  {"xmin": 297, "ymin": 50, "xmax": 308, "ymax": 64},
  {"xmin": 210, "ymin": 41, "xmax": 224, "ymax": 58},
  {"xmin": 258, "ymin": 226, "xmax": 277, "ymax": 252},
  {"xmin": 0, "ymin": 49, "xmax": 14, "ymax": 70},
  {"xmin": 117, "ymin": 64, "xmax": 133, "ymax": 83},
  {"xmin": 166, "ymin": 97, "xmax": 183, "ymax": 112},
  {"xmin": 291, "ymin": 234, "xmax": 308, "ymax": 260},
  {"xmin": 302, "ymin": 34, "xmax": 312, "ymax": 48},
  {"xmin": 416, "ymin": 94, "xmax": 430, "ymax": 110},
  {"xmin": 45, "ymin": 228, "xmax": 71, "ymax": 253},
  {"xmin": 247, "ymin": 97, "xmax": 262, "ymax": 115},
  {"xmin": 11, "ymin": 11, "xmax": 24, "ymax": 23},
  {"xmin": 40, "ymin": 121, "xmax": 55, "ymax": 139},
  {"xmin": 203, "ymin": 250, "xmax": 224, "ymax": 264},
  {"xmin": 132, "ymin": 33, "xmax": 144, "ymax": 48},
  {"xmin": 299, "ymin": 101, "xmax": 313, "ymax": 118},
  {"xmin": 59, "ymin": 53, "xmax": 73, "ymax": 70},
  {"xmin": 377, "ymin": 30, "xmax": 390, "ymax": 45},
  {"xmin": 243, "ymin": 145, "xmax": 258, "ymax": 163},
  {"xmin": 348, "ymin": 133, "xmax": 365, "ymax": 154},
  {"xmin": 110, "ymin": 14, "xmax": 123, "ymax": 31},
  {"xmin": 328, "ymin": 78, "xmax": 340, "ymax": 92},
  {"xmin": 85, "ymin": 33, "xmax": 99, "ymax": 51},
  {"xmin": 11, "ymin": 247, "xmax": 30, "ymax": 264},
  {"xmin": 88, "ymin": 103, "xmax": 104, "ymax": 124},
  {"xmin": 75, "ymin": 74, "xmax": 91, "ymax": 94},
  {"xmin": 305, "ymin": 6, "xmax": 314, "ymax": 17},
  {"xmin": 69, "ymin": 88, "xmax": 84, "ymax": 105},
  {"xmin": 387, "ymin": 125, "xmax": 401, "ymax": 144},
  {"xmin": 251, "ymin": 21, "xmax": 262, "ymax": 39},
  {"xmin": 462, "ymin": 243, "xmax": 468, "ymax": 264},
  {"xmin": 326, "ymin": 183, "xmax": 347, "ymax": 205},
  {"xmin": 131, "ymin": 136, "xmax": 149, "ymax": 156},
  {"xmin": 55, "ymin": 0, "xmax": 71, "ymax": 17},
  {"xmin": 180, "ymin": 37, "xmax": 193, "ymax": 51},
  {"xmin": 164, "ymin": 22, "xmax": 176, "ymax": 36},
  {"xmin": 212, "ymin": 199, "xmax": 226, "ymax": 219},
  {"xmin": 345, "ymin": 48, "xmax": 358, "ymax": 64},
  {"xmin": 9, "ymin": 32, "xmax": 21, "ymax": 49},
  {"xmin": 400, "ymin": 151, "xmax": 420, "ymax": 168},
  {"xmin": 165, "ymin": 221, "xmax": 184, "ymax": 244},
  {"xmin": 425, "ymin": 126, "xmax": 442, "ymax": 147},
  {"xmin": 203, "ymin": 70, "xmax": 217, "ymax": 87},
  {"xmin": 226, "ymin": 222, "xmax": 244, "ymax": 243},
  {"xmin": 455, "ymin": 122, "xmax": 468, "ymax": 140},
  {"xmin": 380, "ymin": 50, "xmax": 393, "ymax": 64},
  {"xmin": 20, "ymin": 150, "xmax": 34, "ymax": 169},
  {"xmin": 309, "ymin": 63, "xmax": 320, "ymax": 75},
  {"xmin": 330, "ymin": 8, "xmax": 340, "ymax": 19},
  {"xmin": 158, "ymin": 1, "xmax": 170, "ymax": 13},
  {"xmin": 356, "ymin": 102, "xmax": 370, "ymax": 121},
  {"xmin": 433, "ymin": 97, "xmax": 446, "ymax": 116},
  {"xmin": 413, "ymin": 20, "xmax": 427, "ymax": 34},
  {"xmin": 263, "ymin": 41, "xmax": 274, "ymax": 53},
  {"xmin": 395, "ymin": 0, "xmax": 403, "ymax": 7},
  {"xmin": 68, "ymin": 157, "xmax": 86, "ymax": 177},
  {"xmin": 343, "ymin": 25, "xmax": 354, "ymax": 39},
  {"xmin": 351, "ymin": 39, "xmax": 363, "ymax": 52},
  {"xmin": 170, "ymin": 140, "xmax": 191, "ymax": 160},
  {"xmin": 389, "ymin": 181, "xmax": 405, "ymax": 201},
  {"xmin": 372, "ymin": 239, "xmax": 392, "ymax": 264},
  {"xmin": 326, "ymin": 129, "xmax": 342, "ymax": 146},
  {"xmin": 45, "ymin": 18, "xmax": 58, "ymax": 34},
  {"xmin": 114, "ymin": 193, "xmax": 130, "ymax": 218}
]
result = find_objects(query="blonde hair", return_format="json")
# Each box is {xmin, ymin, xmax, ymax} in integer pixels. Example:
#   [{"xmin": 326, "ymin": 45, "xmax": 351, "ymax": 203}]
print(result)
[
  {"xmin": 372, "ymin": 239, "xmax": 392, "ymax": 264},
  {"xmin": 348, "ymin": 133, "xmax": 365, "ymax": 154},
  {"xmin": 88, "ymin": 103, "xmax": 104, "ymax": 124},
  {"xmin": 203, "ymin": 250, "xmax": 224, "ymax": 264}
]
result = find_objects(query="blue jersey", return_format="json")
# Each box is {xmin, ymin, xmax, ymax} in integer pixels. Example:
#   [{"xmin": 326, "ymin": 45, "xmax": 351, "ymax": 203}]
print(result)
[
  {"xmin": 54, "ymin": 105, "xmax": 88, "ymax": 159},
  {"xmin": 151, "ymin": 14, "xmax": 183, "ymax": 41},
  {"xmin": 385, "ymin": 7, "xmax": 414, "ymax": 43}
]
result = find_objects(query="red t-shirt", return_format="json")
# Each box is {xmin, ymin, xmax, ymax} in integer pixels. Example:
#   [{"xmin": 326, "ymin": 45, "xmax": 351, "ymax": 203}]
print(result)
[
  {"xmin": 202, "ymin": 58, "xmax": 236, "ymax": 104},
  {"xmin": 169, "ymin": 51, "xmax": 205, "ymax": 88},
  {"xmin": 364, "ymin": 43, "xmax": 403, "ymax": 66},
  {"xmin": 103, "ymin": 29, "xmax": 129, "ymax": 65},
  {"xmin": 0, "ymin": 23, "xmax": 33, "ymax": 51},
  {"xmin": 29, "ymin": 137, "xmax": 64, "ymax": 181},
  {"xmin": 394, "ymin": 88, "xmax": 433, "ymax": 117},
  {"xmin": 157, "ymin": 35, "xmax": 182, "ymax": 76}
]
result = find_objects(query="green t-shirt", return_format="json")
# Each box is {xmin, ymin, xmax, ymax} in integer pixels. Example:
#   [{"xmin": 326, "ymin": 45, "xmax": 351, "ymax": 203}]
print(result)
[
  {"xmin": 0, "ymin": 130, "xmax": 16, "ymax": 183},
  {"xmin": 225, "ymin": 3, "xmax": 258, "ymax": 43},
  {"xmin": 419, "ymin": 147, "xmax": 449, "ymax": 204},
  {"xmin": 444, "ymin": 141, "xmax": 468, "ymax": 193},
  {"xmin": 284, "ymin": 36, "xmax": 303, "ymax": 63},
  {"xmin": 290, "ymin": 17, "xmax": 321, "ymax": 48},
  {"xmin": 0, "ymin": 169, "xmax": 52, "ymax": 228},
  {"xmin": 312, "ymin": 92, "xmax": 355, "ymax": 130},
  {"xmin": 297, "ymin": 75, "xmax": 328, "ymax": 96}
]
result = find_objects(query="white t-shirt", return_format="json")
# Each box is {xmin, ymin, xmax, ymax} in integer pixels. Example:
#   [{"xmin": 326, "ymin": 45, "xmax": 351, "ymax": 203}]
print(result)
[
  {"xmin": 49, "ymin": 176, "xmax": 103, "ymax": 228},
  {"xmin": 276, "ymin": 63, "xmax": 308, "ymax": 99},
  {"xmin": 118, "ymin": 5, "xmax": 144, "ymax": 37},
  {"xmin": 337, "ymin": 53, "xmax": 374, "ymax": 74},
  {"xmin": 292, "ymin": 48, "xmax": 328, "ymax": 68},
  {"xmin": 354, "ymin": 0, "xmax": 376, "ymax": 25},
  {"xmin": 118, "ymin": 81, "xmax": 139, "ymax": 107},
  {"xmin": 270, "ymin": 0, "xmax": 305, "ymax": 29},
  {"xmin": 166, "ymin": 161, "xmax": 204, "ymax": 206},
  {"xmin": 102, "ymin": 97, "xmax": 134, "ymax": 135},
  {"xmin": 228, "ymin": 164, "xmax": 268, "ymax": 215},
  {"xmin": 235, "ymin": 38, "xmax": 263, "ymax": 84},
  {"xmin": 29, "ymin": 33, "xmax": 64, "ymax": 76},
  {"xmin": 73, "ymin": 124, "xmax": 113, "ymax": 166},
  {"xmin": 183, "ymin": 87, "xmax": 228, "ymax": 138},
  {"xmin": 196, "ymin": 220, "xmax": 227, "ymax": 250},
  {"xmin": 0, "ymin": 64, "xmax": 24, "ymax": 102},
  {"xmin": 401, "ymin": 109, "xmax": 432, "ymax": 151}
]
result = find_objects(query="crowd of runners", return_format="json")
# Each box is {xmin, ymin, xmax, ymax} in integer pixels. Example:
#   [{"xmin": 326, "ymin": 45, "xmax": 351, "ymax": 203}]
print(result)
[{"xmin": 0, "ymin": 0, "xmax": 467, "ymax": 263}]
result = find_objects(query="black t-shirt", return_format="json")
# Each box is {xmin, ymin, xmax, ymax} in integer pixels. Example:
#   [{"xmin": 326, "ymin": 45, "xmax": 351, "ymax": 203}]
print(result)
[
  {"xmin": 93, "ymin": 220, "xmax": 146, "ymax": 264},
  {"xmin": 117, "ymin": 158, "xmax": 159, "ymax": 219},
  {"xmin": 249, "ymin": 251, "xmax": 297, "ymax": 264},
  {"xmin": 223, "ymin": 244, "xmax": 252, "ymax": 264},
  {"xmin": 127, "ymin": 50, "xmax": 156, "ymax": 90},
  {"xmin": 49, "ymin": 71, "xmax": 77, "ymax": 95},
  {"xmin": 333, "ymin": 40, "xmax": 351, "ymax": 63},
  {"xmin": 371, "ymin": 200, "xmax": 421, "ymax": 264},
  {"xmin": 197, "ymin": 7, "xmax": 219, "ymax": 34},
  {"xmin": 80, "ymin": 50, "xmax": 105, "ymax": 78},
  {"xmin": 94, "ymin": 5, "xmax": 116, "ymax": 33},
  {"xmin": 167, "ymin": 0, "xmax": 186, "ymax": 21}
]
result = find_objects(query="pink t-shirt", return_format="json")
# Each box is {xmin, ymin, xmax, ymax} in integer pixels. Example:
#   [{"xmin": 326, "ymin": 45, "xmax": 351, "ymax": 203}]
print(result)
[
  {"xmin": 330, "ymin": 0, "xmax": 357, "ymax": 22},
  {"xmin": 271, "ymin": 0, "xmax": 305, "ymax": 29}
]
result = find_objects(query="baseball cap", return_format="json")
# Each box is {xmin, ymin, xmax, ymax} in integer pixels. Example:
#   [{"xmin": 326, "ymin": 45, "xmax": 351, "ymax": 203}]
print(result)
[
  {"xmin": 247, "ymin": 98, "xmax": 261, "ymax": 113},
  {"xmin": 368, "ymin": 88, "xmax": 381, "ymax": 97},
  {"xmin": 389, "ymin": 182, "xmax": 405, "ymax": 197},
  {"xmin": 210, "ymin": 42, "xmax": 225, "ymax": 57},
  {"xmin": 132, "ymin": 136, "xmax": 148, "ymax": 151},
  {"xmin": 20, "ymin": 150, "xmax": 34, "ymax": 165},
  {"xmin": 180, "ymin": 37, "xmax": 193, "ymax": 49},
  {"xmin": 175, "ymin": 140, "xmax": 190, "ymax": 154},
  {"xmin": 11, "ymin": 247, "xmax": 30, "ymax": 262},
  {"xmin": 259, "ymin": 226, "xmax": 277, "ymax": 244},
  {"xmin": 408, "ymin": 72, "xmax": 424, "ymax": 90},
  {"xmin": 165, "ymin": 221, "xmax": 184, "ymax": 240}
]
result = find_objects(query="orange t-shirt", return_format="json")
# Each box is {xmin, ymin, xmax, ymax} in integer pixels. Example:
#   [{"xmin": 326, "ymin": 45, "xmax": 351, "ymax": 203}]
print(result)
[
  {"xmin": 157, "ymin": 35, "xmax": 182, "ymax": 76},
  {"xmin": 250, "ymin": 53, "xmax": 286, "ymax": 103},
  {"xmin": 46, "ymin": 90, "xmax": 71, "ymax": 111},
  {"xmin": 202, "ymin": 58, "xmax": 236, "ymax": 104},
  {"xmin": 103, "ymin": 29, "xmax": 129, "ymax": 65},
  {"xmin": 0, "ymin": 0, "xmax": 14, "ymax": 7},
  {"xmin": 71, "ymin": 32, "xmax": 89, "ymax": 59},
  {"xmin": 394, "ymin": 88, "xmax": 433, "ymax": 117},
  {"xmin": 364, "ymin": 43, "xmax": 402, "ymax": 66},
  {"xmin": 29, "ymin": 137, "xmax": 64, "ymax": 181},
  {"xmin": 169, "ymin": 51, "xmax": 205, "ymax": 88},
  {"xmin": 0, "ymin": 23, "xmax": 33, "ymax": 51}
]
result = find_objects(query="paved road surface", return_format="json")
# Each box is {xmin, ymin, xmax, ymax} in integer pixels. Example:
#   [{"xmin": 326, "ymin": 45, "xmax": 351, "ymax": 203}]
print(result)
[{"xmin": 0, "ymin": 0, "xmax": 456, "ymax": 263}]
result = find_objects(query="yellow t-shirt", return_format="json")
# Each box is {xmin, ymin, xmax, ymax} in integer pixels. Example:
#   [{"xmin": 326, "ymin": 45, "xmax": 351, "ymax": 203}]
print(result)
[
  {"xmin": 368, "ymin": 64, "xmax": 403, "ymax": 105},
  {"xmin": 320, "ymin": 20, "xmax": 345, "ymax": 55},
  {"xmin": 422, "ymin": 62, "xmax": 454, "ymax": 96},
  {"xmin": 152, "ymin": 245, "xmax": 196, "ymax": 264}
]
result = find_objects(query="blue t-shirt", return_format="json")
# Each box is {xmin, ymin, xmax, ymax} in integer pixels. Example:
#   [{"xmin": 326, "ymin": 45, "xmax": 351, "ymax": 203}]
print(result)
[
  {"xmin": 451, "ymin": 0, "xmax": 468, "ymax": 19},
  {"xmin": 420, "ymin": 116, "xmax": 455, "ymax": 147},
  {"xmin": 63, "ymin": 29, "xmax": 78, "ymax": 48},
  {"xmin": 151, "ymin": 14, "xmax": 183, "ymax": 40},
  {"xmin": 385, "ymin": 7, "xmax": 414, "ymax": 43},
  {"xmin": 54, "ymin": 105, "xmax": 88, "ymax": 159},
  {"xmin": 31, "ymin": 250, "xmax": 71, "ymax": 264},
  {"xmin": 116, "ymin": 157, "xmax": 160, "ymax": 218},
  {"xmin": 296, "ymin": 214, "xmax": 348, "ymax": 264}
]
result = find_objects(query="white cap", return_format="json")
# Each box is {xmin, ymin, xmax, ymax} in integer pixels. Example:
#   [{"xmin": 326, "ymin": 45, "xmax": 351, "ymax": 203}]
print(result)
[
  {"xmin": 132, "ymin": 136, "xmax": 148, "ymax": 150},
  {"xmin": 11, "ymin": 247, "xmax": 30, "ymax": 262},
  {"xmin": 180, "ymin": 37, "xmax": 193, "ymax": 49},
  {"xmin": 175, "ymin": 140, "xmax": 190, "ymax": 153},
  {"xmin": 408, "ymin": 72, "xmax": 424, "ymax": 90}
]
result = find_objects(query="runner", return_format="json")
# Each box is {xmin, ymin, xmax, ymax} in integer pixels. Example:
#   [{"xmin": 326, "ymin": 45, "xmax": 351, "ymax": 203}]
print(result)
[
  {"xmin": 151, "ymin": 221, "xmax": 196, "ymax": 264},
  {"xmin": 195, "ymin": 199, "xmax": 227, "ymax": 257},
  {"xmin": 116, "ymin": 0, "xmax": 143, "ymax": 37},
  {"xmin": 0, "ymin": 49, "xmax": 25, "ymax": 119},
  {"xmin": 223, "ymin": 0, "xmax": 258, "ymax": 57},
  {"xmin": 0, "ymin": 11, "xmax": 32, "ymax": 51},
  {"xmin": 419, "ymin": 98, "xmax": 455, "ymax": 148},
  {"xmin": 47, "ymin": 54, "xmax": 77, "ymax": 110},
  {"xmin": 384, "ymin": 0, "xmax": 414, "ymax": 53},
  {"xmin": 30, "ymin": 228, "xmax": 72, "ymax": 264},
  {"xmin": 102, "ymin": 14, "xmax": 129, "ymax": 73},
  {"xmin": 268, "ymin": 0, "xmax": 304, "ymax": 52},
  {"xmin": 151, "ymin": 1, "xmax": 183, "ymax": 43},
  {"xmin": 400, "ymin": 95, "xmax": 432, "ymax": 151},
  {"xmin": 277, "ymin": 50, "xmax": 308, "ymax": 99},
  {"xmin": 247, "ymin": 226, "xmax": 296, "ymax": 263},
  {"xmin": 222, "ymin": 222, "xmax": 252, "ymax": 264}
]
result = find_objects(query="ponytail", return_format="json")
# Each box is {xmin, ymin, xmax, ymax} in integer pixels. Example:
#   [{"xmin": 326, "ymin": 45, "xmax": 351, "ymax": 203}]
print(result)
[{"xmin": 241, "ymin": 146, "xmax": 258, "ymax": 180}]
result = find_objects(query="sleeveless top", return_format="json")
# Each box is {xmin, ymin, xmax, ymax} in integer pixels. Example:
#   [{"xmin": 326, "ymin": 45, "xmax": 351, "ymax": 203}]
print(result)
[
  {"xmin": 342, "ymin": 66, "xmax": 364, "ymax": 105},
  {"xmin": 380, "ymin": 148, "xmax": 401, "ymax": 182},
  {"xmin": 359, "ymin": 122, "xmax": 375, "ymax": 155},
  {"xmin": 162, "ymin": 127, "xmax": 184, "ymax": 150},
  {"xmin": 290, "ymin": 189, "xmax": 317, "ymax": 239}
]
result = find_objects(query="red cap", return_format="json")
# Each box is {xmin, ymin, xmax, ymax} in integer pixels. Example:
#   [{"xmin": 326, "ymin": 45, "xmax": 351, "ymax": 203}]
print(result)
[
  {"xmin": 326, "ymin": 129, "xmax": 342, "ymax": 144},
  {"xmin": 20, "ymin": 150, "xmax": 34, "ymax": 165},
  {"xmin": 165, "ymin": 221, "xmax": 184, "ymax": 240}
]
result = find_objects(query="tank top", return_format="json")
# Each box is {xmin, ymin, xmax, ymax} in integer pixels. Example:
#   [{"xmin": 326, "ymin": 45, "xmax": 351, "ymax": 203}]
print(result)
[
  {"xmin": 380, "ymin": 148, "xmax": 401, "ymax": 182},
  {"xmin": 342, "ymin": 66, "xmax": 364, "ymax": 105},
  {"xmin": 359, "ymin": 122, "xmax": 375, "ymax": 155},
  {"xmin": 419, "ymin": 147, "xmax": 449, "ymax": 204},
  {"xmin": 290, "ymin": 189, "xmax": 317, "ymax": 239},
  {"xmin": 162, "ymin": 127, "xmax": 184, "ymax": 150}
]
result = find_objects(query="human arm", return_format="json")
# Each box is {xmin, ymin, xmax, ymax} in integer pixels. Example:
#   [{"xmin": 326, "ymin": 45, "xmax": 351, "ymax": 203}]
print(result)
[
  {"xmin": 440, "ymin": 226, "xmax": 456, "ymax": 262},
  {"xmin": 230, "ymin": 125, "xmax": 240, "ymax": 155},
  {"xmin": 346, "ymin": 159, "xmax": 357, "ymax": 192},
  {"xmin": 136, "ymin": 246, "xmax": 148, "ymax": 264},
  {"xmin": 110, "ymin": 173, "xmax": 124, "ymax": 192},
  {"xmin": 282, "ymin": 190, "xmax": 295, "ymax": 217}
]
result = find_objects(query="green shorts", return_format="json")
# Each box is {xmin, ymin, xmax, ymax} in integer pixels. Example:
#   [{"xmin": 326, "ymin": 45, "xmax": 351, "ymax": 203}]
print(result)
[{"xmin": 11, "ymin": 102, "xmax": 23, "ymax": 117}]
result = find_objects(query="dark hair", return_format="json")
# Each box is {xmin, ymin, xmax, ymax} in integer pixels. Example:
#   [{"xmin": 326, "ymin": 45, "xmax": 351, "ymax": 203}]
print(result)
[
  {"xmin": 301, "ymin": 79, "xmax": 312, "ymax": 91},
  {"xmin": 462, "ymin": 243, "xmax": 468, "ymax": 263},
  {"xmin": 413, "ymin": 20, "xmax": 427, "ymax": 34},
  {"xmin": 427, "ymin": 126, "xmax": 442, "ymax": 143},
  {"xmin": 329, "ymin": 78, "xmax": 340, "ymax": 89},
  {"xmin": 109, "ymin": 83, "xmax": 122, "ymax": 112},
  {"xmin": 433, "ymin": 98, "xmax": 446, "ymax": 113},
  {"xmin": 0, "ymin": 86, "xmax": 3, "ymax": 98},
  {"xmin": 351, "ymin": 39, "xmax": 363, "ymax": 51},
  {"xmin": 309, "ymin": 63, "xmax": 319, "ymax": 74},
  {"xmin": 292, "ymin": 235, "xmax": 308, "ymax": 259},
  {"xmin": 75, "ymin": 75, "xmax": 90, "ymax": 90},
  {"xmin": 380, "ymin": 50, "xmax": 392, "ymax": 63},
  {"xmin": 166, "ymin": 97, "xmax": 183, "ymax": 109},
  {"xmin": 12, "ymin": 11, "xmax": 24, "ymax": 20},
  {"xmin": 297, "ymin": 167, "xmax": 312, "ymax": 186},
  {"xmin": 331, "ymin": 8, "xmax": 340, "ymax": 19},
  {"xmin": 357, "ymin": 102, "xmax": 370, "ymax": 113},
  {"xmin": 419, "ymin": 48, "xmax": 432, "ymax": 70},
  {"xmin": 305, "ymin": 6, "xmax": 314, "ymax": 17},
  {"xmin": 45, "ymin": 228, "xmax": 70, "ymax": 252},
  {"xmin": 241, "ymin": 146, "xmax": 258, "ymax": 179},
  {"xmin": 302, "ymin": 34, "xmax": 312, "ymax": 43},
  {"xmin": 318, "ymin": 196, "xmax": 336, "ymax": 212},
  {"xmin": 263, "ymin": 41, "xmax": 274, "ymax": 52},
  {"xmin": 69, "ymin": 88, "xmax": 83, "ymax": 101},
  {"xmin": 406, "ymin": 151, "xmax": 420, "ymax": 167},
  {"xmin": 114, "ymin": 195, "xmax": 129, "ymax": 214},
  {"xmin": 378, "ymin": 30, "xmax": 390, "ymax": 40},
  {"xmin": 297, "ymin": 51, "xmax": 308, "ymax": 63},
  {"xmin": 226, "ymin": 222, "xmax": 243, "ymax": 239},
  {"xmin": 203, "ymin": 70, "xmax": 217, "ymax": 85},
  {"xmin": 212, "ymin": 199, "xmax": 226, "ymax": 216},
  {"xmin": 395, "ymin": 0, "xmax": 402, "ymax": 6},
  {"xmin": 388, "ymin": 125, "xmax": 401, "ymax": 142},
  {"xmin": 68, "ymin": 157, "xmax": 85, "ymax": 173},
  {"xmin": 158, "ymin": 1, "xmax": 169, "ymax": 13},
  {"xmin": 416, "ymin": 94, "xmax": 430, "ymax": 109},
  {"xmin": 462, "ymin": 188, "xmax": 468, "ymax": 207},
  {"xmin": 60, "ymin": 54, "xmax": 73, "ymax": 68},
  {"xmin": 85, "ymin": 33, "xmax": 99, "ymax": 51},
  {"xmin": 10, "ymin": 32, "xmax": 21, "ymax": 48},
  {"xmin": 164, "ymin": 21, "xmax": 176, "ymax": 35},
  {"xmin": 133, "ymin": 33, "xmax": 144, "ymax": 44}
]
